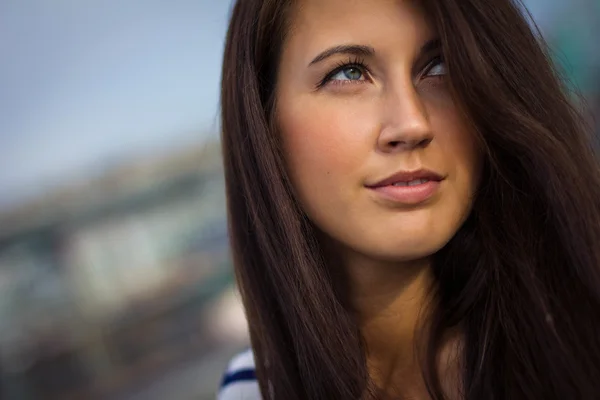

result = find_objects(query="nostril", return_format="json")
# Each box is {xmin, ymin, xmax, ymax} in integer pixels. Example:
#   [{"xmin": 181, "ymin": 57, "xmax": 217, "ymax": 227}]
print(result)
[
  {"xmin": 419, "ymin": 138, "xmax": 432, "ymax": 147},
  {"xmin": 387, "ymin": 138, "xmax": 431, "ymax": 149}
]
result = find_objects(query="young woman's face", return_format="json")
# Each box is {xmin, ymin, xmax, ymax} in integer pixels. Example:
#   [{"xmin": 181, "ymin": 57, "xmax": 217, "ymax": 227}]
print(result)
[{"xmin": 276, "ymin": 0, "xmax": 481, "ymax": 263}]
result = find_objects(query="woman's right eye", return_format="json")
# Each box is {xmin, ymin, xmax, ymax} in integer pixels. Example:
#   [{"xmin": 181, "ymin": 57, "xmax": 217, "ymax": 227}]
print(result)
[{"xmin": 329, "ymin": 66, "xmax": 366, "ymax": 82}]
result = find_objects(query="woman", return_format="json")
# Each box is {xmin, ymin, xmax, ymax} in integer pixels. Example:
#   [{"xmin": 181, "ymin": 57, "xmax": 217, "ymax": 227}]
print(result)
[{"xmin": 218, "ymin": 0, "xmax": 600, "ymax": 398}]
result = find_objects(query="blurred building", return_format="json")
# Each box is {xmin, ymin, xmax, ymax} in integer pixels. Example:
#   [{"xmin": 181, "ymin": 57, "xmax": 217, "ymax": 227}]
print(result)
[{"xmin": 0, "ymin": 140, "xmax": 245, "ymax": 400}]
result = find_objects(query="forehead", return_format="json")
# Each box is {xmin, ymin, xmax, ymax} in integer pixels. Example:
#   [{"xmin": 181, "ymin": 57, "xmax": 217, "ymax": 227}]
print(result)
[{"xmin": 285, "ymin": 0, "xmax": 435, "ymax": 58}]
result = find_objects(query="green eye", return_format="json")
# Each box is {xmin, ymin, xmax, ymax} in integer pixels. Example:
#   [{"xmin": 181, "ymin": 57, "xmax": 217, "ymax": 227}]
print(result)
[{"xmin": 331, "ymin": 66, "xmax": 365, "ymax": 81}]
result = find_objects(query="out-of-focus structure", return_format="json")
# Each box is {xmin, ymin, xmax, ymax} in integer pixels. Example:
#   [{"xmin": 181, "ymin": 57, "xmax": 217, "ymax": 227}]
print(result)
[{"xmin": 0, "ymin": 140, "xmax": 248, "ymax": 400}]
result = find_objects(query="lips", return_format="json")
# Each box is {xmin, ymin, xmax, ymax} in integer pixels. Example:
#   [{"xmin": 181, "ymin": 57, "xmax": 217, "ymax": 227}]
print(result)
[
  {"xmin": 390, "ymin": 178, "xmax": 432, "ymax": 187},
  {"xmin": 366, "ymin": 169, "xmax": 445, "ymax": 205},
  {"xmin": 367, "ymin": 169, "xmax": 445, "ymax": 188}
]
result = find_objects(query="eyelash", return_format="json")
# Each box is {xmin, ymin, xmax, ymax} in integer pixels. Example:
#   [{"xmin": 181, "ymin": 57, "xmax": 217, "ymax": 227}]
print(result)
[
  {"xmin": 316, "ymin": 55, "xmax": 445, "ymax": 89},
  {"xmin": 317, "ymin": 56, "xmax": 368, "ymax": 88}
]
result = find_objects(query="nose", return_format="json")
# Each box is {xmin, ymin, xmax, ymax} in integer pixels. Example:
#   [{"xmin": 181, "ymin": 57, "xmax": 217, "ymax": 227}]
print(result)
[{"xmin": 377, "ymin": 83, "xmax": 433, "ymax": 153}]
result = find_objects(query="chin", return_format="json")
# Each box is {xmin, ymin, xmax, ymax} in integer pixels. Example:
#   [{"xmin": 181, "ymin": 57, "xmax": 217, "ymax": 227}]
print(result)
[
  {"xmin": 358, "ymin": 234, "xmax": 453, "ymax": 264},
  {"xmin": 322, "ymin": 210, "xmax": 468, "ymax": 265},
  {"xmin": 386, "ymin": 243, "xmax": 446, "ymax": 263}
]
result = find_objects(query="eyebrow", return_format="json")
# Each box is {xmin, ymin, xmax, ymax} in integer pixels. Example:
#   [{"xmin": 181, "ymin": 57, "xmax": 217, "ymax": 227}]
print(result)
[
  {"xmin": 309, "ymin": 44, "xmax": 375, "ymax": 66},
  {"xmin": 308, "ymin": 38, "xmax": 441, "ymax": 67}
]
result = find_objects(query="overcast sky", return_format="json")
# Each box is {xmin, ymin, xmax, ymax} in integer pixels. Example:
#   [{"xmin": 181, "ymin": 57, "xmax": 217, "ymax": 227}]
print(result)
[
  {"xmin": 0, "ymin": 0, "xmax": 586, "ymax": 209},
  {"xmin": 0, "ymin": 0, "xmax": 233, "ymax": 208}
]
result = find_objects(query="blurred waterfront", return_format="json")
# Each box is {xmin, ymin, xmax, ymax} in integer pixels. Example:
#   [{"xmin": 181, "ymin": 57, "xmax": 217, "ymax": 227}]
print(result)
[
  {"xmin": 0, "ymin": 1, "xmax": 599, "ymax": 399},
  {"xmin": 0, "ymin": 140, "xmax": 250, "ymax": 399}
]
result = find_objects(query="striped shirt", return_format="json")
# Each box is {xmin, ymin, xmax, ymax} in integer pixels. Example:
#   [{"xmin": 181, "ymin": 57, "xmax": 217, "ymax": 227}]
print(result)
[{"xmin": 218, "ymin": 349, "xmax": 261, "ymax": 399}]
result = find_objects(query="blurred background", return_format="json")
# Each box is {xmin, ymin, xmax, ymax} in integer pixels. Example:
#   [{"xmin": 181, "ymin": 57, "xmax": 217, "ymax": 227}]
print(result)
[{"xmin": 0, "ymin": 1, "xmax": 598, "ymax": 399}]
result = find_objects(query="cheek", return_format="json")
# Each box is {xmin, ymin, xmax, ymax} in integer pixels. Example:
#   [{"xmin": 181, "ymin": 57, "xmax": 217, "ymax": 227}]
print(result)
[
  {"xmin": 284, "ymin": 116, "xmax": 348, "ymax": 171},
  {"xmin": 431, "ymin": 107, "xmax": 482, "ymax": 189},
  {"xmin": 279, "ymin": 97, "xmax": 375, "ymax": 196}
]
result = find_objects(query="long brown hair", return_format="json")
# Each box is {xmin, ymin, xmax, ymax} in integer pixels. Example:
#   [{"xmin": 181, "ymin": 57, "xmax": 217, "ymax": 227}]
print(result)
[{"xmin": 220, "ymin": 0, "xmax": 600, "ymax": 398}]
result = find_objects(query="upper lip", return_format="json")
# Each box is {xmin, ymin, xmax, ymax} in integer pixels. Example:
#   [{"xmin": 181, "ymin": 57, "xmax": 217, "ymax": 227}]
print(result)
[{"xmin": 366, "ymin": 169, "xmax": 445, "ymax": 188}]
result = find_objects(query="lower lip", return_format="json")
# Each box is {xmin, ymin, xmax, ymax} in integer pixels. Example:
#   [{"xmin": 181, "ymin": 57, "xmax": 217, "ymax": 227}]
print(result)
[{"xmin": 368, "ymin": 180, "xmax": 441, "ymax": 205}]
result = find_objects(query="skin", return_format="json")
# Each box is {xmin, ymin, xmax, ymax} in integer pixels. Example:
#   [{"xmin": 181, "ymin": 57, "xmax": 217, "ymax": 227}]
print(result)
[{"xmin": 276, "ymin": 0, "xmax": 481, "ymax": 397}]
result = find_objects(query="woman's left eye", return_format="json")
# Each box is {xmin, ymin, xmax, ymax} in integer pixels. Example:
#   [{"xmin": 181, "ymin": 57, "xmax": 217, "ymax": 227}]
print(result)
[{"xmin": 424, "ymin": 58, "xmax": 447, "ymax": 77}]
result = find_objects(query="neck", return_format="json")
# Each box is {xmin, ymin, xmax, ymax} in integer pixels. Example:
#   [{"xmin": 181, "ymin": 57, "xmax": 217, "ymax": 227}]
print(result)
[
  {"xmin": 321, "ymin": 238, "xmax": 463, "ymax": 399},
  {"xmin": 346, "ymin": 255, "xmax": 435, "ymax": 397}
]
